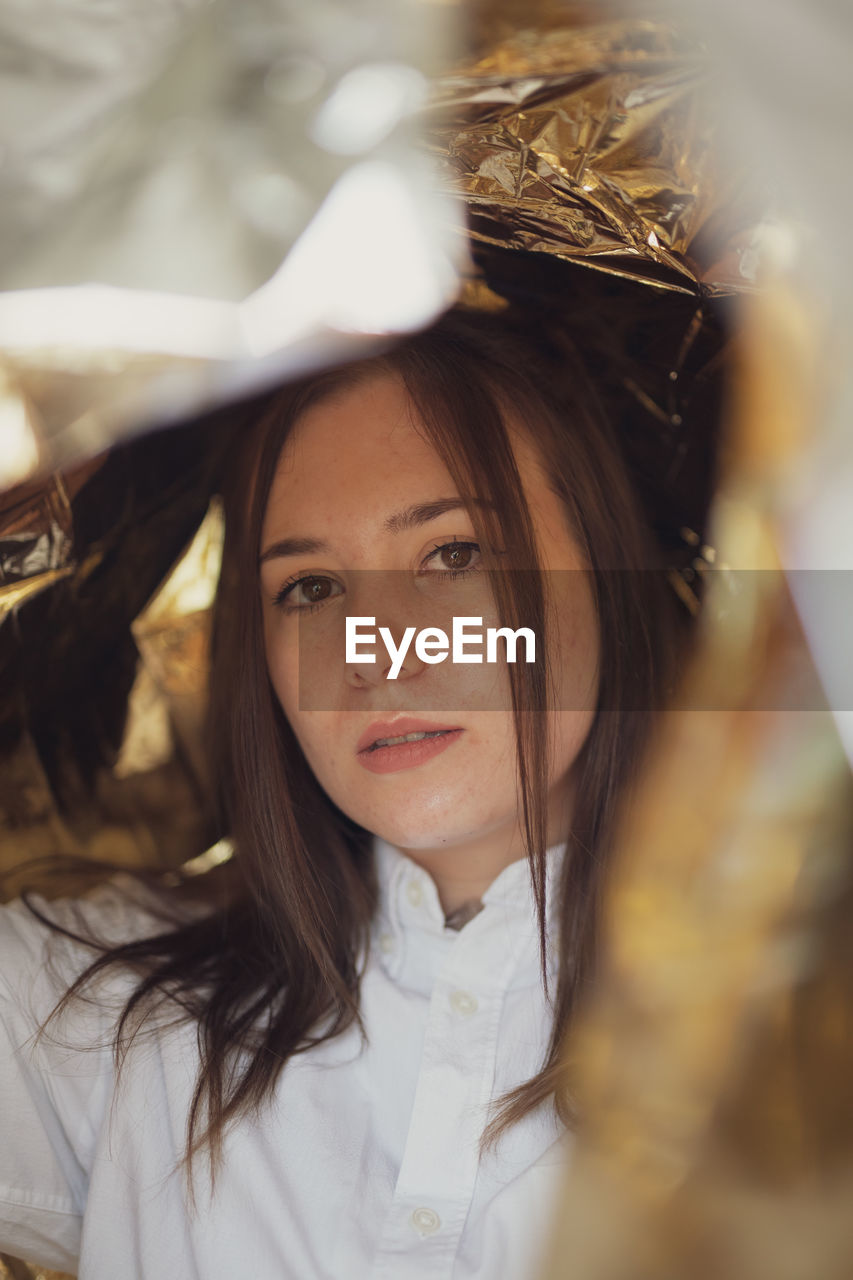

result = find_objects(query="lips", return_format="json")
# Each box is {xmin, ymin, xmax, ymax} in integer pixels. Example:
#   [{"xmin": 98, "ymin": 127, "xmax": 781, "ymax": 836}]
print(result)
[{"xmin": 356, "ymin": 717, "xmax": 463, "ymax": 755}]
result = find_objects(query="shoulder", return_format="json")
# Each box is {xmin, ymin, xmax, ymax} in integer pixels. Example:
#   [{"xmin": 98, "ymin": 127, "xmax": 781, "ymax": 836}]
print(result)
[
  {"xmin": 0, "ymin": 876, "xmax": 200, "ymax": 1272},
  {"xmin": 0, "ymin": 874, "xmax": 201, "ymax": 1025}
]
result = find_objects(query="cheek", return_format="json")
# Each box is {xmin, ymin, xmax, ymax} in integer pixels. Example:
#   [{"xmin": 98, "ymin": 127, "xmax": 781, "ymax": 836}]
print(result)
[
  {"xmin": 263, "ymin": 616, "xmax": 347, "ymax": 787},
  {"xmin": 548, "ymin": 706, "xmax": 596, "ymax": 780},
  {"xmin": 549, "ymin": 583, "xmax": 600, "ymax": 711},
  {"xmin": 542, "ymin": 580, "xmax": 600, "ymax": 778}
]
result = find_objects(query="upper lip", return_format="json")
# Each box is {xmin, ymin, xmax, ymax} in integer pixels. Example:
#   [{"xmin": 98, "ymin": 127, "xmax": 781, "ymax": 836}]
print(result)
[{"xmin": 356, "ymin": 717, "xmax": 463, "ymax": 754}]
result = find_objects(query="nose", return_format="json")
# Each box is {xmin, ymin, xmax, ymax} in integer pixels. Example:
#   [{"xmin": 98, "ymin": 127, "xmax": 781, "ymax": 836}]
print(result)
[
  {"xmin": 345, "ymin": 619, "xmax": 426, "ymax": 688},
  {"xmin": 344, "ymin": 572, "xmax": 428, "ymax": 689}
]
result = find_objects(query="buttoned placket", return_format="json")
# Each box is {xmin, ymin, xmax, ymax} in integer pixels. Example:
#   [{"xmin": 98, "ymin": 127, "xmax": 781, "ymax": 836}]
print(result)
[{"xmin": 368, "ymin": 841, "xmax": 559, "ymax": 1280}]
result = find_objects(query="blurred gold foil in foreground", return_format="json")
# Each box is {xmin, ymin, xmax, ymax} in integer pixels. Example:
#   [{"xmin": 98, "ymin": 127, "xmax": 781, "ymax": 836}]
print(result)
[
  {"xmin": 0, "ymin": 1261, "xmax": 69, "ymax": 1280},
  {"xmin": 541, "ymin": 276, "xmax": 853, "ymax": 1279}
]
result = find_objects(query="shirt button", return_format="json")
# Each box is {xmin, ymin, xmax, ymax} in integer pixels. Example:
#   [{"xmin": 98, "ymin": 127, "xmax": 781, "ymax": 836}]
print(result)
[
  {"xmin": 379, "ymin": 932, "xmax": 395, "ymax": 954},
  {"xmin": 410, "ymin": 1207, "xmax": 441, "ymax": 1236},
  {"xmin": 406, "ymin": 879, "xmax": 424, "ymax": 908},
  {"xmin": 449, "ymin": 989, "xmax": 479, "ymax": 1017}
]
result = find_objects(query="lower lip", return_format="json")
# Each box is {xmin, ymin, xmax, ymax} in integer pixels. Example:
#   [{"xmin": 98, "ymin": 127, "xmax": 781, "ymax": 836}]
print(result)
[{"xmin": 357, "ymin": 729, "xmax": 463, "ymax": 774}]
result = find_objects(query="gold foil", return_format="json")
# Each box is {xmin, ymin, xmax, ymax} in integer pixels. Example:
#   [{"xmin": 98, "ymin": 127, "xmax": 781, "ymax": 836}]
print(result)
[
  {"xmin": 541, "ymin": 276, "xmax": 853, "ymax": 1279},
  {"xmin": 0, "ymin": 473, "xmax": 73, "ymax": 621},
  {"xmin": 128, "ymin": 499, "xmax": 224, "ymax": 791},
  {"xmin": 0, "ymin": 422, "xmax": 228, "ymax": 906},
  {"xmin": 0, "ymin": 1258, "xmax": 72, "ymax": 1280},
  {"xmin": 431, "ymin": 4, "xmax": 761, "ymax": 295}
]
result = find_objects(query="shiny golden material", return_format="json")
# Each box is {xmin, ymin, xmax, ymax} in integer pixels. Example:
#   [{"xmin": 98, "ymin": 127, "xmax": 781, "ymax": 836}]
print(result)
[
  {"xmin": 128, "ymin": 500, "xmax": 224, "ymax": 789},
  {"xmin": 541, "ymin": 276, "xmax": 853, "ymax": 1279},
  {"xmin": 0, "ymin": 425, "xmax": 227, "ymax": 901},
  {"xmin": 432, "ymin": 6, "xmax": 759, "ymax": 295},
  {"xmin": 0, "ymin": 1256, "xmax": 73, "ymax": 1280},
  {"xmin": 0, "ymin": 471, "xmax": 73, "ymax": 622}
]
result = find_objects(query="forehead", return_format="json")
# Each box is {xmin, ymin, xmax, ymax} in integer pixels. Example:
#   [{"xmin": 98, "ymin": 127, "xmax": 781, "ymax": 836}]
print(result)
[
  {"xmin": 285, "ymin": 370, "xmax": 437, "ymax": 469},
  {"xmin": 261, "ymin": 372, "xmax": 457, "ymax": 529},
  {"xmin": 256, "ymin": 365, "xmax": 588, "ymax": 576},
  {"xmin": 258, "ymin": 365, "xmax": 563, "ymax": 550}
]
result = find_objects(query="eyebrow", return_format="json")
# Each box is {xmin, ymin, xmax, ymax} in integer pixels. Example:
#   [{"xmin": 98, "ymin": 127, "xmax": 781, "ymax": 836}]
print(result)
[{"xmin": 258, "ymin": 497, "xmax": 490, "ymax": 564}]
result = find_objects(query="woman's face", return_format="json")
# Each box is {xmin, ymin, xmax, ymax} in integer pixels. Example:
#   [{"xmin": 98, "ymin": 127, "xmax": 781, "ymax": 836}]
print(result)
[{"xmin": 259, "ymin": 370, "xmax": 599, "ymax": 864}]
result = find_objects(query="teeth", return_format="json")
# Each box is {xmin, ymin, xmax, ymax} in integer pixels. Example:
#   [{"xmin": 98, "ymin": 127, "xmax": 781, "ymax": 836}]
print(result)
[{"xmin": 373, "ymin": 730, "xmax": 449, "ymax": 749}]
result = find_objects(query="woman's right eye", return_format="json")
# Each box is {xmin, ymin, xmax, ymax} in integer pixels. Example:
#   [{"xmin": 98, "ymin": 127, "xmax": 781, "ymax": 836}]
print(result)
[{"xmin": 274, "ymin": 575, "xmax": 343, "ymax": 612}]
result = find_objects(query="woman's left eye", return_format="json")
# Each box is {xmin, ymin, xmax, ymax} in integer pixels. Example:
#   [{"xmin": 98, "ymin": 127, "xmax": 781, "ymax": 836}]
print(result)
[
  {"xmin": 420, "ymin": 541, "xmax": 482, "ymax": 577},
  {"xmin": 274, "ymin": 575, "xmax": 343, "ymax": 612}
]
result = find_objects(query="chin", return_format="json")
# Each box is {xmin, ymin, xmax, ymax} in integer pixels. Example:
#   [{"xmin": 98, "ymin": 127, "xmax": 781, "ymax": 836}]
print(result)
[
  {"xmin": 361, "ymin": 816, "xmax": 456, "ymax": 851},
  {"xmin": 361, "ymin": 802, "xmax": 503, "ymax": 854},
  {"xmin": 346, "ymin": 798, "xmax": 457, "ymax": 851}
]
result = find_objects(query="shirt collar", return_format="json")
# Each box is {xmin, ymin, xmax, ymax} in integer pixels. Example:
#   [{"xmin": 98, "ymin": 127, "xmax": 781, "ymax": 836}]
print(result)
[{"xmin": 371, "ymin": 835, "xmax": 567, "ymax": 994}]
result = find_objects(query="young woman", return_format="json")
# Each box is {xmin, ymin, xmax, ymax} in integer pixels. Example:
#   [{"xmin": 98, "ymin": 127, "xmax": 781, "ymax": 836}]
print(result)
[{"xmin": 0, "ymin": 306, "xmax": 677, "ymax": 1279}]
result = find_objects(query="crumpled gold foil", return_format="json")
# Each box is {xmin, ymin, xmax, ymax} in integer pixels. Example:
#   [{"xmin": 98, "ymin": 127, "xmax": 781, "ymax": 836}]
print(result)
[
  {"xmin": 0, "ymin": 474, "xmax": 73, "ymax": 622},
  {"xmin": 430, "ymin": 2, "xmax": 762, "ymax": 295},
  {"xmin": 541, "ymin": 275, "xmax": 853, "ymax": 1280},
  {"xmin": 0, "ymin": 414, "xmax": 229, "ymax": 905},
  {"xmin": 0, "ymin": 1258, "xmax": 71, "ymax": 1280},
  {"xmin": 125, "ymin": 498, "xmax": 224, "ymax": 790}
]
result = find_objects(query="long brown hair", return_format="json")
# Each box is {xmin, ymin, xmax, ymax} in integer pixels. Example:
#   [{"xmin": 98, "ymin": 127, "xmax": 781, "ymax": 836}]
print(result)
[{"xmin": 30, "ymin": 306, "xmax": 682, "ymax": 1181}]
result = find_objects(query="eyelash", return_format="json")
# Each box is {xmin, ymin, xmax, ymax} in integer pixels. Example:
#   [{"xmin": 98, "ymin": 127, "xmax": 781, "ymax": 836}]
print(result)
[
  {"xmin": 419, "ymin": 540, "xmax": 482, "ymax": 581},
  {"xmin": 272, "ymin": 540, "xmax": 483, "ymax": 614}
]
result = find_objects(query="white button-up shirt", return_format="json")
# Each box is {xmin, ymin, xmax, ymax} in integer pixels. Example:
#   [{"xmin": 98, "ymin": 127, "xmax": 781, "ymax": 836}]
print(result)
[{"xmin": 0, "ymin": 838, "xmax": 571, "ymax": 1279}]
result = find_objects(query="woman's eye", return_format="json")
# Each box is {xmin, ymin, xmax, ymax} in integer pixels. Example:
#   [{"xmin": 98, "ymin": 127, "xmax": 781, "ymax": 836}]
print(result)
[
  {"xmin": 422, "ymin": 541, "xmax": 482, "ymax": 576},
  {"xmin": 274, "ymin": 575, "xmax": 342, "ymax": 612}
]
